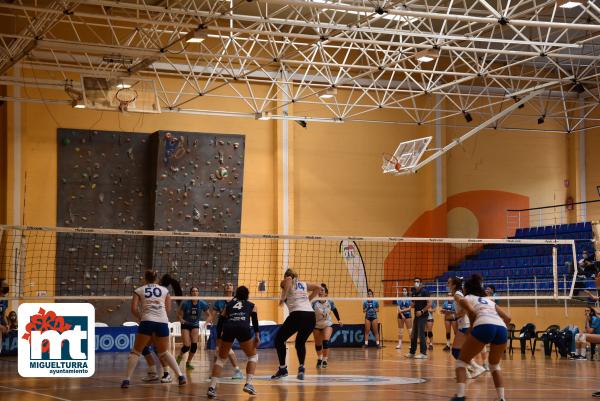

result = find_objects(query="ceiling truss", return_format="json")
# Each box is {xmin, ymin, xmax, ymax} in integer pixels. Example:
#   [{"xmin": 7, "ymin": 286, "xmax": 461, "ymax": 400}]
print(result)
[{"xmin": 1, "ymin": 0, "xmax": 600, "ymax": 132}]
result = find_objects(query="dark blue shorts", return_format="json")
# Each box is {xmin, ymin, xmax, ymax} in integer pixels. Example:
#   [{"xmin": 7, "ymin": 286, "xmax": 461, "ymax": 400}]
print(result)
[
  {"xmin": 182, "ymin": 323, "xmax": 200, "ymax": 331},
  {"xmin": 366, "ymin": 316, "xmax": 377, "ymax": 322},
  {"xmin": 221, "ymin": 323, "xmax": 253, "ymax": 343},
  {"xmin": 471, "ymin": 324, "xmax": 507, "ymax": 345},
  {"xmin": 138, "ymin": 321, "xmax": 170, "ymax": 337},
  {"xmin": 459, "ymin": 327, "xmax": 469, "ymax": 334}
]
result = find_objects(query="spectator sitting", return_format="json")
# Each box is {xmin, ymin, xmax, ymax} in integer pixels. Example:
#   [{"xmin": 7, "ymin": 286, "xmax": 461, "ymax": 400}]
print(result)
[
  {"xmin": 580, "ymin": 251, "xmax": 597, "ymax": 278},
  {"xmin": 7, "ymin": 311, "xmax": 17, "ymax": 331}
]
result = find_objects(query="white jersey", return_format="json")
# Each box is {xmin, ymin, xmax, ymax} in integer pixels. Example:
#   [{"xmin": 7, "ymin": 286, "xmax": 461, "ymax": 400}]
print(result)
[
  {"xmin": 313, "ymin": 300, "xmax": 335, "ymax": 329},
  {"xmin": 284, "ymin": 279, "xmax": 313, "ymax": 313},
  {"xmin": 454, "ymin": 291, "xmax": 470, "ymax": 330},
  {"xmin": 464, "ymin": 294, "xmax": 505, "ymax": 328},
  {"xmin": 134, "ymin": 284, "xmax": 169, "ymax": 323}
]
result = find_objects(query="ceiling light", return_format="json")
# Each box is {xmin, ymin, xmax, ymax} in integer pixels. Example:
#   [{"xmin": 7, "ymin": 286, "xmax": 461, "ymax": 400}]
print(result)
[
  {"xmin": 463, "ymin": 111, "xmax": 473, "ymax": 123},
  {"xmin": 254, "ymin": 111, "xmax": 271, "ymax": 120},
  {"xmin": 187, "ymin": 29, "xmax": 207, "ymax": 43},
  {"xmin": 72, "ymin": 99, "xmax": 86, "ymax": 109},
  {"xmin": 319, "ymin": 87, "xmax": 337, "ymax": 99},
  {"xmin": 415, "ymin": 48, "xmax": 440, "ymax": 63},
  {"xmin": 557, "ymin": 0, "xmax": 582, "ymax": 8},
  {"xmin": 116, "ymin": 83, "xmax": 131, "ymax": 89}
]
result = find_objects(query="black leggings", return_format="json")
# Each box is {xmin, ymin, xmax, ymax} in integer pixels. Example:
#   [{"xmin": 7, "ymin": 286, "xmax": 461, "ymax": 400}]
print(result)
[{"xmin": 275, "ymin": 311, "xmax": 316, "ymax": 366}]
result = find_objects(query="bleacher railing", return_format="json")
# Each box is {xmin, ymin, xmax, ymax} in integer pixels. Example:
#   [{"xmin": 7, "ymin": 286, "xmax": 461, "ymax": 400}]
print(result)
[{"xmin": 506, "ymin": 199, "xmax": 600, "ymax": 238}]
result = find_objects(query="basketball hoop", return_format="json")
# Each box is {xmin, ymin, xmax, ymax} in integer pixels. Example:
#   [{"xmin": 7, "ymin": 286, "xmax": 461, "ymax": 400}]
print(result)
[
  {"xmin": 382, "ymin": 153, "xmax": 402, "ymax": 174},
  {"xmin": 115, "ymin": 87, "xmax": 138, "ymax": 112}
]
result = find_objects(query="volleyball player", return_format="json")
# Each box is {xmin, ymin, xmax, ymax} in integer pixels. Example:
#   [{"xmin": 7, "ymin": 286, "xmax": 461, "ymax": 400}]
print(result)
[
  {"xmin": 449, "ymin": 276, "xmax": 486, "ymax": 379},
  {"xmin": 211, "ymin": 282, "xmax": 244, "ymax": 379},
  {"xmin": 426, "ymin": 299, "xmax": 437, "ymax": 350},
  {"xmin": 363, "ymin": 289, "xmax": 381, "ymax": 348},
  {"xmin": 312, "ymin": 283, "xmax": 342, "ymax": 368},
  {"xmin": 396, "ymin": 287, "xmax": 412, "ymax": 349},
  {"xmin": 271, "ymin": 268, "xmax": 320, "ymax": 380},
  {"xmin": 207, "ymin": 286, "xmax": 259, "ymax": 399},
  {"xmin": 176, "ymin": 287, "xmax": 209, "ymax": 369},
  {"xmin": 451, "ymin": 274, "xmax": 511, "ymax": 401},
  {"xmin": 441, "ymin": 293, "xmax": 457, "ymax": 351},
  {"xmin": 121, "ymin": 270, "xmax": 186, "ymax": 388}
]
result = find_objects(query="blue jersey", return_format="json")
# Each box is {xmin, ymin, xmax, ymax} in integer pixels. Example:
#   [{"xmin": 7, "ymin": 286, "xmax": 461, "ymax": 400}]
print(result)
[
  {"xmin": 442, "ymin": 300, "xmax": 456, "ymax": 313},
  {"xmin": 591, "ymin": 316, "xmax": 600, "ymax": 334},
  {"xmin": 396, "ymin": 299, "xmax": 412, "ymax": 318},
  {"xmin": 363, "ymin": 300, "xmax": 379, "ymax": 320},
  {"xmin": 180, "ymin": 300, "xmax": 209, "ymax": 326},
  {"xmin": 0, "ymin": 299, "xmax": 7, "ymax": 325}
]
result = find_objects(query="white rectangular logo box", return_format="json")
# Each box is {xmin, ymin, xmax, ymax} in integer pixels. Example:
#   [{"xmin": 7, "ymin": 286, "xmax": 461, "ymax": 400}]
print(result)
[{"xmin": 18, "ymin": 303, "xmax": 95, "ymax": 377}]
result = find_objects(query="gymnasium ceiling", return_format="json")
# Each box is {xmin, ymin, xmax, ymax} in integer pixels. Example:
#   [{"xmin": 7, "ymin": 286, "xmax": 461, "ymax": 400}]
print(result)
[{"xmin": 1, "ymin": 0, "xmax": 600, "ymax": 132}]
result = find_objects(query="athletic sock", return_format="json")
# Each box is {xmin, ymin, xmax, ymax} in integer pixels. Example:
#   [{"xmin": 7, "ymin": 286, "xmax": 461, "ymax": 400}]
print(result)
[
  {"xmin": 496, "ymin": 387, "xmax": 505, "ymax": 399},
  {"xmin": 246, "ymin": 374, "xmax": 254, "ymax": 384},
  {"xmin": 457, "ymin": 383, "xmax": 466, "ymax": 397},
  {"xmin": 148, "ymin": 365, "xmax": 157, "ymax": 374},
  {"xmin": 279, "ymin": 365, "xmax": 287, "ymax": 369},
  {"xmin": 322, "ymin": 357, "xmax": 328, "ymax": 362},
  {"xmin": 210, "ymin": 377, "xmax": 218, "ymax": 388},
  {"xmin": 162, "ymin": 352, "xmax": 183, "ymax": 377},
  {"xmin": 125, "ymin": 353, "xmax": 140, "ymax": 381}
]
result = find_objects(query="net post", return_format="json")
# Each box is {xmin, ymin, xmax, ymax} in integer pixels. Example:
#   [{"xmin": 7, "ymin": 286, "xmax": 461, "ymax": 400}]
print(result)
[
  {"xmin": 506, "ymin": 276, "xmax": 510, "ymax": 313},
  {"xmin": 568, "ymin": 241, "xmax": 578, "ymax": 298},
  {"xmin": 563, "ymin": 274, "xmax": 568, "ymax": 317},
  {"xmin": 534, "ymin": 276, "xmax": 538, "ymax": 316},
  {"xmin": 552, "ymin": 246, "xmax": 558, "ymax": 299}
]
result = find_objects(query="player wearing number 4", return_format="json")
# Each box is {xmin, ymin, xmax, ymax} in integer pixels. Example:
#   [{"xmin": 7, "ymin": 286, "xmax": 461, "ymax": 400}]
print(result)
[
  {"xmin": 207, "ymin": 286, "xmax": 260, "ymax": 399},
  {"xmin": 451, "ymin": 274, "xmax": 511, "ymax": 401},
  {"xmin": 121, "ymin": 270, "xmax": 186, "ymax": 388}
]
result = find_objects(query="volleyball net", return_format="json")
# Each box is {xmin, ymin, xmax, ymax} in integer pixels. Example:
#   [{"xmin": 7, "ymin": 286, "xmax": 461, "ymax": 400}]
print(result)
[{"xmin": 0, "ymin": 225, "xmax": 581, "ymax": 303}]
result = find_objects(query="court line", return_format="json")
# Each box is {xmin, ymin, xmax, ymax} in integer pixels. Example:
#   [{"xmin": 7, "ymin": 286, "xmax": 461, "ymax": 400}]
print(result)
[{"xmin": 0, "ymin": 385, "xmax": 74, "ymax": 401}]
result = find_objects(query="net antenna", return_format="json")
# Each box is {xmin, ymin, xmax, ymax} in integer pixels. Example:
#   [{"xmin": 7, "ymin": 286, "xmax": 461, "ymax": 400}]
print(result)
[{"xmin": 382, "ymin": 136, "xmax": 432, "ymax": 176}]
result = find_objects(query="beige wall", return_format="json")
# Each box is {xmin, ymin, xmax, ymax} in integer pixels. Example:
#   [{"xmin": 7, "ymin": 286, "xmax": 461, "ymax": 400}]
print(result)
[{"xmin": 2, "ymin": 72, "xmax": 600, "ymax": 323}]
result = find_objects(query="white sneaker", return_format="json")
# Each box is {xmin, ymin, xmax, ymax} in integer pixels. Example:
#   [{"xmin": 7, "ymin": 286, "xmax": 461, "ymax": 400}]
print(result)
[
  {"xmin": 141, "ymin": 372, "xmax": 159, "ymax": 382},
  {"xmin": 405, "ymin": 353, "xmax": 415, "ymax": 358},
  {"xmin": 470, "ymin": 366, "xmax": 487, "ymax": 379},
  {"xmin": 161, "ymin": 372, "xmax": 172, "ymax": 383},
  {"xmin": 414, "ymin": 353, "xmax": 428, "ymax": 359}
]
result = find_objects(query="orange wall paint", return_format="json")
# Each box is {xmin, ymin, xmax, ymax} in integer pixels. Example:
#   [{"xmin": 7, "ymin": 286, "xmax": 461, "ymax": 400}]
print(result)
[{"xmin": 383, "ymin": 190, "xmax": 529, "ymax": 294}]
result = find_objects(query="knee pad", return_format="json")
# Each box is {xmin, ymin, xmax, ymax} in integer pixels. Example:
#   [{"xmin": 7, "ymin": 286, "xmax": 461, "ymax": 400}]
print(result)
[
  {"xmin": 322, "ymin": 340, "xmax": 330, "ymax": 349},
  {"xmin": 427, "ymin": 331, "xmax": 434, "ymax": 339},
  {"xmin": 455, "ymin": 359, "xmax": 469, "ymax": 369},
  {"xmin": 247, "ymin": 354, "xmax": 258, "ymax": 363},
  {"xmin": 489, "ymin": 363, "xmax": 501, "ymax": 372},
  {"xmin": 315, "ymin": 345, "xmax": 323, "ymax": 352},
  {"xmin": 181, "ymin": 345, "xmax": 190, "ymax": 354},
  {"xmin": 451, "ymin": 348, "xmax": 461, "ymax": 359},
  {"xmin": 190, "ymin": 343, "xmax": 198, "ymax": 354},
  {"xmin": 215, "ymin": 356, "xmax": 228, "ymax": 367},
  {"xmin": 142, "ymin": 347, "xmax": 151, "ymax": 356}
]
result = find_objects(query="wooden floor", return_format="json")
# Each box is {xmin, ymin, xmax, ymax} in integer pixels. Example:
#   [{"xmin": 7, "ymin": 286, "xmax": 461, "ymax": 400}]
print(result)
[{"xmin": 1, "ymin": 345, "xmax": 599, "ymax": 400}]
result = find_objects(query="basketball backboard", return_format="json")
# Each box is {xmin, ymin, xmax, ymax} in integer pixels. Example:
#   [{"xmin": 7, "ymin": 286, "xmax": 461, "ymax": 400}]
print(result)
[
  {"xmin": 81, "ymin": 76, "xmax": 161, "ymax": 113},
  {"xmin": 382, "ymin": 136, "xmax": 432, "ymax": 175}
]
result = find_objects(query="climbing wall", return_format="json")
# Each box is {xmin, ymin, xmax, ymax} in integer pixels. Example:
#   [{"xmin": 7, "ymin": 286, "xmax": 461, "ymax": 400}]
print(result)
[
  {"xmin": 152, "ymin": 131, "xmax": 245, "ymax": 296},
  {"xmin": 56, "ymin": 128, "xmax": 245, "ymax": 323}
]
